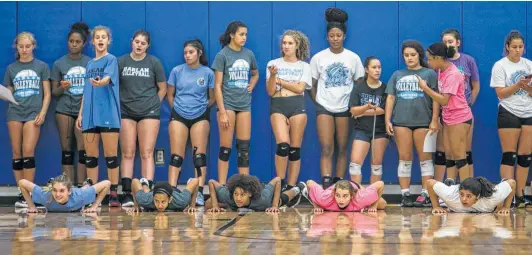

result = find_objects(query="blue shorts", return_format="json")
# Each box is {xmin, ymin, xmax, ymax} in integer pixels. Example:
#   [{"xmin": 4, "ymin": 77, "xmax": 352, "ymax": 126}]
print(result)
[{"xmin": 32, "ymin": 185, "xmax": 96, "ymax": 212}]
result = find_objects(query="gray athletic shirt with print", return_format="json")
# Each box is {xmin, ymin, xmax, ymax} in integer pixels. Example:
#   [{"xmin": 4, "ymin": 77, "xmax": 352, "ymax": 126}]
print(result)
[
  {"xmin": 385, "ymin": 67, "xmax": 438, "ymax": 127},
  {"xmin": 3, "ymin": 59, "xmax": 50, "ymax": 122},
  {"xmin": 212, "ymin": 46, "xmax": 258, "ymax": 112},
  {"xmin": 51, "ymin": 54, "xmax": 91, "ymax": 116}
]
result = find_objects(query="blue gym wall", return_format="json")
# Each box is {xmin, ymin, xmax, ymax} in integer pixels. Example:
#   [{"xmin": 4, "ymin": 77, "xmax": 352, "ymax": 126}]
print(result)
[{"xmin": 0, "ymin": 1, "xmax": 531, "ymax": 185}]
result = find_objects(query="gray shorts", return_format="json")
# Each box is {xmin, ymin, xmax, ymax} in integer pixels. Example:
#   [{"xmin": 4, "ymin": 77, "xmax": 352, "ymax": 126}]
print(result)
[{"xmin": 135, "ymin": 188, "xmax": 191, "ymax": 211}]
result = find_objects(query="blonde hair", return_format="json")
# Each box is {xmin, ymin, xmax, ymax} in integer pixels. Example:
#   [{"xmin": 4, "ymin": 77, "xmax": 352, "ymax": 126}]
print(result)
[
  {"xmin": 91, "ymin": 25, "xmax": 112, "ymax": 42},
  {"xmin": 43, "ymin": 173, "xmax": 73, "ymax": 204},
  {"xmin": 13, "ymin": 32, "xmax": 37, "ymax": 60},
  {"xmin": 333, "ymin": 180, "xmax": 357, "ymax": 198},
  {"xmin": 280, "ymin": 30, "xmax": 310, "ymax": 61}
]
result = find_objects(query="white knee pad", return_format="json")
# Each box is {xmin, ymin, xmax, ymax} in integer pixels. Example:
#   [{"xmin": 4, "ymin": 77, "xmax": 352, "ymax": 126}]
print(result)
[
  {"xmin": 420, "ymin": 160, "xmax": 435, "ymax": 177},
  {"xmin": 398, "ymin": 160, "xmax": 412, "ymax": 178},
  {"xmin": 349, "ymin": 162, "xmax": 362, "ymax": 176},
  {"xmin": 371, "ymin": 165, "xmax": 383, "ymax": 176}
]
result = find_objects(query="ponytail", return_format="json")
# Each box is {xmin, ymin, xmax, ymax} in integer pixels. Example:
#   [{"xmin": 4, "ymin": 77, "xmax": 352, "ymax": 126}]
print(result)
[
  {"xmin": 427, "ymin": 42, "xmax": 456, "ymax": 60},
  {"xmin": 219, "ymin": 21, "xmax": 247, "ymax": 47},
  {"xmin": 459, "ymin": 176, "xmax": 495, "ymax": 199}
]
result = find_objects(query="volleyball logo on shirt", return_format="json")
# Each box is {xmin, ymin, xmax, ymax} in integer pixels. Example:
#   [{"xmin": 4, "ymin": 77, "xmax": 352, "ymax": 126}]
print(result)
[
  {"xmin": 12, "ymin": 69, "xmax": 40, "ymax": 98},
  {"xmin": 510, "ymin": 70, "xmax": 528, "ymax": 96},
  {"xmin": 228, "ymin": 59, "xmax": 250, "ymax": 89},
  {"xmin": 360, "ymin": 93, "xmax": 382, "ymax": 106},
  {"xmin": 324, "ymin": 62, "xmax": 349, "ymax": 88},
  {"xmin": 395, "ymin": 75, "xmax": 424, "ymax": 100},
  {"xmin": 64, "ymin": 66, "xmax": 86, "ymax": 95},
  {"xmin": 196, "ymin": 77, "xmax": 205, "ymax": 87}
]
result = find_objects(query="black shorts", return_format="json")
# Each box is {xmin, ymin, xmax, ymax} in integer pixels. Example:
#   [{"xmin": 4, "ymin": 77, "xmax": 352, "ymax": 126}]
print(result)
[
  {"xmin": 498, "ymin": 105, "xmax": 532, "ymax": 129},
  {"xmin": 352, "ymin": 129, "xmax": 389, "ymax": 143},
  {"xmin": 121, "ymin": 113, "xmax": 160, "ymax": 122},
  {"xmin": 171, "ymin": 109, "xmax": 210, "ymax": 129},
  {"xmin": 393, "ymin": 124, "xmax": 429, "ymax": 131},
  {"xmin": 315, "ymin": 103, "xmax": 350, "ymax": 118},
  {"xmin": 56, "ymin": 111, "xmax": 78, "ymax": 119},
  {"xmin": 83, "ymin": 126, "xmax": 120, "ymax": 134},
  {"xmin": 270, "ymin": 95, "xmax": 306, "ymax": 118}
]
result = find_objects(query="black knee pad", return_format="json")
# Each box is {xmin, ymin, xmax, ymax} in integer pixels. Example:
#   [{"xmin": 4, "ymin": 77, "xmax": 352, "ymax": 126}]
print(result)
[
  {"xmin": 288, "ymin": 147, "xmax": 301, "ymax": 161},
  {"xmin": 445, "ymin": 159, "xmax": 455, "ymax": 168},
  {"xmin": 501, "ymin": 152, "xmax": 517, "ymax": 166},
  {"xmin": 106, "ymin": 156, "xmax": 119, "ymax": 168},
  {"xmin": 434, "ymin": 151, "xmax": 446, "ymax": 166},
  {"xmin": 466, "ymin": 151, "xmax": 473, "ymax": 165},
  {"xmin": 121, "ymin": 177, "xmax": 132, "ymax": 192},
  {"xmin": 62, "ymin": 151, "xmax": 74, "ymax": 165},
  {"xmin": 23, "ymin": 157, "xmax": 35, "ymax": 169},
  {"xmin": 280, "ymin": 193, "xmax": 290, "ymax": 206},
  {"xmin": 170, "ymin": 154, "xmax": 183, "ymax": 168},
  {"xmin": 12, "ymin": 159, "xmax": 23, "ymax": 171},
  {"xmin": 85, "ymin": 156, "xmax": 98, "ymax": 168},
  {"xmin": 517, "ymin": 154, "xmax": 532, "ymax": 168},
  {"xmin": 78, "ymin": 150, "xmax": 87, "ymax": 165},
  {"xmin": 455, "ymin": 159, "xmax": 468, "ymax": 170},
  {"xmin": 236, "ymin": 139, "xmax": 250, "ymax": 167},
  {"xmin": 276, "ymin": 142, "xmax": 290, "ymax": 157},
  {"xmin": 193, "ymin": 153, "xmax": 207, "ymax": 177},
  {"xmin": 219, "ymin": 147, "xmax": 231, "ymax": 162}
]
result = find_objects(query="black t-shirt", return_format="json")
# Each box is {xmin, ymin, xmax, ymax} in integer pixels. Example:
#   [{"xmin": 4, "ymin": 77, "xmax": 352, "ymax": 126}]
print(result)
[{"xmin": 349, "ymin": 80, "xmax": 387, "ymax": 133}]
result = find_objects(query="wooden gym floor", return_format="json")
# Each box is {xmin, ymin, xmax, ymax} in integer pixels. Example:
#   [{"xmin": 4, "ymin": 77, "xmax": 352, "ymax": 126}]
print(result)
[{"xmin": 2, "ymin": 206, "xmax": 532, "ymax": 254}]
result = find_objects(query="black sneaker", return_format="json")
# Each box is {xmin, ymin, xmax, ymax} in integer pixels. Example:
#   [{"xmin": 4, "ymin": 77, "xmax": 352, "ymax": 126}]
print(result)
[
  {"xmin": 444, "ymin": 178, "xmax": 455, "ymax": 186},
  {"xmin": 322, "ymin": 176, "xmax": 333, "ymax": 189},
  {"xmin": 401, "ymin": 192, "xmax": 415, "ymax": 207},
  {"xmin": 15, "ymin": 192, "xmax": 27, "ymax": 208},
  {"xmin": 287, "ymin": 182, "xmax": 308, "ymax": 208},
  {"xmin": 121, "ymin": 193, "xmax": 135, "ymax": 207},
  {"xmin": 514, "ymin": 195, "xmax": 532, "ymax": 208},
  {"xmin": 413, "ymin": 194, "xmax": 432, "ymax": 207},
  {"xmin": 83, "ymin": 178, "xmax": 94, "ymax": 187}
]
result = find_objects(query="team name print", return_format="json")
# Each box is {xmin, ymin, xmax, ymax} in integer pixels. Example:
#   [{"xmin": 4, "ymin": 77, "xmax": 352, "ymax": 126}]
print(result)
[
  {"xmin": 122, "ymin": 67, "xmax": 150, "ymax": 77},
  {"xmin": 63, "ymin": 66, "xmax": 86, "ymax": 95},
  {"xmin": 13, "ymin": 69, "xmax": 40, "ymax": 98},
  {"xmin": 396, "ymin": 75, "xmax": 424, "ymax": 100},
  {"xmin": 228, "ymin": 59, "xmax": 250, "ymax": 89}
]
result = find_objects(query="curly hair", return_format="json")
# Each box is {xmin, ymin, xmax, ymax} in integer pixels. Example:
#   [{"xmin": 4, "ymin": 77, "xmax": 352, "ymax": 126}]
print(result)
[
  {"xmin": 280, "ymin": 30, "xmax": 311, "ymax": 61},
  {"xmin": 226, "ymin": 174, "xmax": 262, "ymax": 200}
]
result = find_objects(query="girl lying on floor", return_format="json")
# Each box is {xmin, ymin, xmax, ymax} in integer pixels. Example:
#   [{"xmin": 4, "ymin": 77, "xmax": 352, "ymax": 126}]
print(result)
[
  {"xmin": 205, "ymin": 174, "xmax": 307, "ymax": 213},
  {"xmin": 130, "ymin": 178, "xmax": 199, "ymax": 212},
  {"xmin": 304, "ymin": 179, "xmax": 387, "ymax": 213},
  {"xmin": 427, "ymin": 177, "xmax": 515, "ymax": 214},
  {"xmin": 19, "ymin": 174, "xmax": 110, "ymax": 213}
]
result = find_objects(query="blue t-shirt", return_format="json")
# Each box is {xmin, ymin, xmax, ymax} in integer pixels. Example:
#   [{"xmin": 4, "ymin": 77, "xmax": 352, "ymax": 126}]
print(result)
[
  {"xmin": 31, "ymin": 185, "xmax": 96, "ymax": 212},
  {"xmin": 81, "ymin": 54, "xmax": 120, "ymax": 130},
  {"xmin": 167, "ymin": 64, "xmax": 214, "ymax": 119}
]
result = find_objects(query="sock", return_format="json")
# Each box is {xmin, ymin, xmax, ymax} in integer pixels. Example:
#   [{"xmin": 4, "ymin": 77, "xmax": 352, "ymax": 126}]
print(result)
[
  {"xmin": 401, "ymin": 189, "xmax": 410, "ymax": 196},
  {"xmin": 198, "ymin": 186, "xmax": 204, "ymax": 194},
  {"xmin": 421, "ymin": 189, "xmax": 428, "ymax": 197},
  {"xmin": 111, "ymin": 184, "xmax": 118, "ymax": 192},
  {"xmin": 290, "ymin": 186, "xmax": 301, "ymax": 195}
]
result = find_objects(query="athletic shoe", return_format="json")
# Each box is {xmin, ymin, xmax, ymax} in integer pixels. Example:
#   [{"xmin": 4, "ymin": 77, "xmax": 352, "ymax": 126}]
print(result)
[
  {"xmin": 287, "ymin": 183, "xmax": 306, "ymax": 208},
  {"xmin": 322, "ymin": 176, "xmax": 333, "ymax": 189},
  {"xmin": 413, "ymin": 194, "xmax": 432, "ymax": 207},
  {"xmin": 15, "ymin": 192, "xmax": 27, "ymax": 208},
  {"xmin": 514, "ymin": 195, "xmax": 532, "ymax": 208},
  {"xmin": 195, "ymin": 193, "xmax": 205, "ymax": 206},
  {"xmin": 299, "ymin": 182, "xmax": 313, "ymax": 206},
  {"xmin": 83, "ymin": 178, "xmax": 94, "ymax": 187},
  {"xmin": 121, "ymin": 193, "xmax": 135, "ymax": 207},
  {"xmin": 140, "ymin": 178, "xmax": 150, "ymax": 189},
  {"xmin": 401, "ymin": 192, "xmax": 415, "ymax": 207},
  {"xmin": 109, "ymin": 190, "xmax": 121, "ymax": 207},
  {"xmin": 444, "ymin": 178, "xmax": 455, "ymax": 186}
]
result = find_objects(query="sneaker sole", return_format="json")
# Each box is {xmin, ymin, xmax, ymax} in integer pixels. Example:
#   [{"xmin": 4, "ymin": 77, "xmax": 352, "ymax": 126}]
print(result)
[
  {"xmin": 15, "ymin": 202, "xmax": 28, "ymax": 208},
  {"xmin": 121, "ymin": 202, "xmax": 135, "ymax": 207}
]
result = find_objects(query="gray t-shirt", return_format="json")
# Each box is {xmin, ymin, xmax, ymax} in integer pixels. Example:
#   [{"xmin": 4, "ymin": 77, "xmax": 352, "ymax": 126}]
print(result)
[
  {"xmin": 215, "ymin": 183, "xmax": 275, "ymax": 211},
  {"xmin": 51, "ymin": 54, "xmax": 91, "ymax": 116},
  {"xmin": 385, "ymin": 67, "xmax": 438, "ymax": 127},
  {"xmin": 118, "ymin": 54, "xmax": 166, "ymax": 117},
  {"xmin": 3, "ymin": 59, "xmax": 50, "ymax": 122},
  {"xmin": 212, "ymin": 46, "xmax": 258, "ymax": 111}
]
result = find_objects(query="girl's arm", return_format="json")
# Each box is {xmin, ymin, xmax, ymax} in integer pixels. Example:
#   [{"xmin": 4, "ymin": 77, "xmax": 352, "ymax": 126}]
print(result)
[
  {"xmin": 277, "ymin": 79, "xmax": 306, "ymax": 94},
  {"xmin": 84, "ymin": 180, "xmax": 111, "ymax": 212},
  {"xmin": 494, "ymin": 179, "xmax": 516, "ymax": 214},
  {"xmin": 310, "ymin": 79, "xmax": 318, "ymax": 103},
  {"xmin": 166, "ymin": 85, "xmax": 175, "ymax": 108},
  {"xmin": 306, "ymin": 180, "xmax": 324, "ymax": 213},
  {"xmin": 18, "ymin": 179, "xmax": 37, "ymax": 212},
  {"xmin": 157, "ymin": 81, "xmax": 167, "ymax": 102},
  {"xmin": 51, "ymin": 80, "xmax": 65, "ymax": 97},
  {"xmin": 266, "ymin": 177, "xmax": 281, "ymax": 213},
  {"xmin": 247, "ymin": 69, "xmax": 259, "ymax": 92},
  {"xmin": 427, "ymin": 180, "xmax": 447, "ymax": 214},
  {"xmin": 206, "ymin": 179, "xmax": 225, "ymax": 212},
  {"xmin": 184, "ymin": 178, "xmax": 199, "ymax": 211},
  {"xmin": 214, "ymin": 71, "xmax": 226, "ymax": 112},
  {"xmin": 208, "ymin": 88, "xmax": 215, "ymax": 107}
]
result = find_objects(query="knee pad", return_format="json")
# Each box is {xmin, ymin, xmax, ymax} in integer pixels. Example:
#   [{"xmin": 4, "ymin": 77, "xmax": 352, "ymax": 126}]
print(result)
[
  {"xmin": 236, "ymin": 139, "xmax": 250, "ymax": 167},
  {"xmin": 398, "ymin": 160, "xmax": 412, "ymax": 178},
  {"xmin": 446, "ymin": 159, "xmax": 456, "ymax": 168},
  {"xmin": 371, "ymin": 165, "xmax": 383, "ymax": 176},
  {"xmin": 62, "ymin": 151, "xmax": 74, "ymax": 165},
  {"xmin": 12, "ymin": 159, "xmax": 23, "ymax": 171},
  {"xmin": 288, "ymin": 147, "xmax": 301, "ymax": 161},
  {"xmin": 420, "ymin": 160, "xmax": 434, "ymax": 177},
  {"xmin": 23, "ymin": 157, "xmax": 35, "ymax": 169},
  {"xmin": 466, "ymin": 151, "xmax": 473, "ymax": 165},
  {"xmin": 78, "ymin": 150, "xmax": 87, "ymax": 165},
  {"xmin": 218, "ymin": 147, "xmax": 231, "ymax": 162},
  {"xmin": 193, "ymin": 153, "xmax": 207, "ymax": 177},
  {"xmin": 517, "ymin": 154, "xmax": 532, "ymax": 168},
  {"xmin": 276, "ymin": 142, "xmax": 290, "ymax": 157},
  {"xmin": 170, "ymin": 154, "xmax": 183, "ymax": 168},
  {"xmin": 501, "ymin": 152, "xmax": 517, "ymax": 166},
  {"xmin": 349, "ymin": 162, "xmax": 362, "ymax": 175},
  {"xmin": 85, "ymin": 156, "xmax": 98, "ymax": 168},
  {"xmin": 455, "ymin": 158, "xmax": 468, "ymax": 170},
  {"xmin": 105, "ymin": 156, "xmax": 119, "ymax": 169},
  {"xmin": 280, "ymin": 193, "xmax": 290, "ymax": 206},
  {"xmin": 434, "ymin": 151, "xmax": 446, "ymax": 166}
]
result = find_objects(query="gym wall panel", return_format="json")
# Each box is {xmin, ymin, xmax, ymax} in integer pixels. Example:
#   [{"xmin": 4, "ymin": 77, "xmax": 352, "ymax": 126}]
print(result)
[
  {"xmin": 17, "ymin": 2, "xmax": 82, "ymax": 184},
  {"xmin": 336, "ymin": 1, "xmax": 399, "ymax": 183},
  {"xmin": 397, "ymin": 1, "xmax": 462, "ymax": 183},
  {"xmin": 0, "ymin": 2, "xmax": 17, "ymax": 184},
  {"xmin": 145, "ymin": 1, "xmax": 209, "ymax": 182},
  {"xmin": 271, "ymin": 1, "xmax": 333, "ymax": 183},
  {"xmin": 208, "ymin": 1, "xmax": 273, "ymax": 181},
  {"xmin": 463, "ymin": 1, "xmax": 527, "ymax": 181}
]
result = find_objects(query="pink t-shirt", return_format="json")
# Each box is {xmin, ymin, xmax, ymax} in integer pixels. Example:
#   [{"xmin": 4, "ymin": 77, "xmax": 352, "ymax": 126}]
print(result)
[
  {"xmin": 308, "ymin": 182, "xmax": 379, "ymax": 212},
  {"xmin": 438, "ymin": 64, "xmax": 473, "ymax": 125}
]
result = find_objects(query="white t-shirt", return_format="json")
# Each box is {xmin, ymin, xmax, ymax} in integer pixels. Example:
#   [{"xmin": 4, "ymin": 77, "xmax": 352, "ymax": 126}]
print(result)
[
  {"xmin": 310, "ymin": 48, "xmax": 364, "ymax": 113},
  {"xmin": 433, "ymin": 181, "xmax": 512, "ymax": 213},
  {"xmin": 490, "ymin": 57, "xmax": 532, "ymax": 118},
  {"xmin": 265, "ymin": 58, "xmax": 312, "ymax": 95}
]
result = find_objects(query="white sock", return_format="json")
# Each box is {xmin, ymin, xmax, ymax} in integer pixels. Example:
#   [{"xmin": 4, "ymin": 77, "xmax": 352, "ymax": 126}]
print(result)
[
  {"xmin": 401, "ymin": 189, "xmax": 410, "ymax": 195},
  {"xmin": 421, "ymin": 189, "xmax": 428, "ymax": 197}
]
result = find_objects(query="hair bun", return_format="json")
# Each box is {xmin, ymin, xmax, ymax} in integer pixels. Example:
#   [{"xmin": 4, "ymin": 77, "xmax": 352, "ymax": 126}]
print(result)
[{"xmin": 325, "ymin": 8, "xmax": 348, "ymax": 23}]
